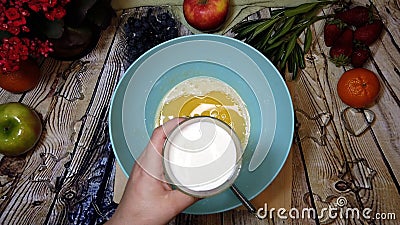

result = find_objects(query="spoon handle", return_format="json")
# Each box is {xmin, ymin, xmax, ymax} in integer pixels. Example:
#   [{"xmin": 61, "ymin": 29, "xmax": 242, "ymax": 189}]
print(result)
[{"xmin": 230, "ymin": 184, "xmax": 262, "ymax": 219}]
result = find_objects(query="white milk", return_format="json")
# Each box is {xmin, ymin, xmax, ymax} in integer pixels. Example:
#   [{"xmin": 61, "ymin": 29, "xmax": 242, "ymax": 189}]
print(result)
[{"xmin": 165, "ymin": 119, "xmax": 240, "ymax": 193}]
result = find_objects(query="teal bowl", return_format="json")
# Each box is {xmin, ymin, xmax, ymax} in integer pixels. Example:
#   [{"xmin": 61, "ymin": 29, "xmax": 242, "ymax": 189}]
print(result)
[{"xmin": 109, "ymin": 34, "xmax": 294, "ymax": 214}]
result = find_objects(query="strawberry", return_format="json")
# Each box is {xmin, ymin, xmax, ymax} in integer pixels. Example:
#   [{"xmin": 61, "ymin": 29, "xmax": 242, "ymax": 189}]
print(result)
[
  {"xmin": 351, "ymin": 47, "xmax": 370, "ymax": 67},
  {"xmin": 354, "ymin": 20, "xmax": 383, "ymax": 46},
  {"xmin": 330, "ymin": 44, "xmax": 353, "ymax": 66},
  {"xmin": 329, "ymin": 28, "xmax": 354, "ymax": 66},
  {"xmin": 335, "ymin": 6, "xmax": 372, "ymax": 27},
  {"xmin": 323, "ymin": 20, "xmax": 345, "ymax": 47},
  {"xmin": 336, "ymin": 28, "xmax": 354, "ymax": 45}
]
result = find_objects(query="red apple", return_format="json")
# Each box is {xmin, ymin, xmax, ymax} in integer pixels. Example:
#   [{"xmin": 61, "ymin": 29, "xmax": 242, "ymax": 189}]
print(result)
[
  {"xmin": 0, "ymin": 102, "xmax": 43, "ymax": 156},
  {"xmin": 183, "ymin": 0, "xmax": 230, "ymax": 31}
]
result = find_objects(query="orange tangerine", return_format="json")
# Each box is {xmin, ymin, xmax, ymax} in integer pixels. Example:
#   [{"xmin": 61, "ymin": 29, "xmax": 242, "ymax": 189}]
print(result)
[
  {"xmin": 337, "ymin": 68, "xmax": 381, "ymax": 108},
  {"xmin": 0, "ymin": 59, "xmax": 41, "ymax": 94}
]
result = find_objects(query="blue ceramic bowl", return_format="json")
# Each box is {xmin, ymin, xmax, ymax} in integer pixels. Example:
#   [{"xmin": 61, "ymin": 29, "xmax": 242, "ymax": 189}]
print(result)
[{"xmin": 109, "ymin": 34, "xmax": 294, "ymax": 214}]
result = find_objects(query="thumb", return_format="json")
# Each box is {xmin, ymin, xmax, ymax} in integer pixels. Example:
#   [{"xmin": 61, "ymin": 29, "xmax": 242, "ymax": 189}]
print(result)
[
  {"xmin": 136, "ymin": 117, "xmax": 186, "ymax": 181},
  {"xmin": 149, "ymin": 117, "xmax": 186, "ymax": 154}
]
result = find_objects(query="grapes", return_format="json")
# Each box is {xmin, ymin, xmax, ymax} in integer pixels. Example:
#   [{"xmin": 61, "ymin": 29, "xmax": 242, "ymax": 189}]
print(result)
[{"xmin": 124, "ymin": 9, "xmax": 179, "ymax": 65}]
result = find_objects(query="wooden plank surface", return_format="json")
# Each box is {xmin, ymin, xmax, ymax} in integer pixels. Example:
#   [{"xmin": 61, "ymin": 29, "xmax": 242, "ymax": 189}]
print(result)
[
  {"xmin": 1, "ymin": 0, "xmax": 399, "ymax": 224},
  {"xmin": 0, "ymin": 11, "xmax": 124, "ymax": 225},
  {"xmin": 287, "ymin": 1, "xmax": 400, "ymax": 225}
]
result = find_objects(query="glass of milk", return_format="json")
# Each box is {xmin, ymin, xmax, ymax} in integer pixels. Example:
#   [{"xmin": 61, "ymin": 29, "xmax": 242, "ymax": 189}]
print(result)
[{"xmin": 163, "ymin": 116, "xmax": 243, "ymax": 198}]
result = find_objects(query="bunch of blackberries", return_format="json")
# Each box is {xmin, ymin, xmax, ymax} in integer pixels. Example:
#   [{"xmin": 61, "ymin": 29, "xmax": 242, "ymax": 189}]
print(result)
[{"xmin": 124, "ymin": 9, "xmax": 178, "ymax": 65}]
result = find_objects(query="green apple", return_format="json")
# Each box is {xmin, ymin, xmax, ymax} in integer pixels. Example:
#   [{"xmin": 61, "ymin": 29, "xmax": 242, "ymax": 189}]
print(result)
[{"xmin": 0, "ymin": 102, "xmax": 43, "ymax": 156}]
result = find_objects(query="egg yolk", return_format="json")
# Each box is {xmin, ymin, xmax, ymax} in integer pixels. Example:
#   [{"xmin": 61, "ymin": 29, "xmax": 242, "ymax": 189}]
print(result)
[
  {"xmin": 180, "ymin": 96, "xmax": 231, "ymax": 123},
  {"xmin": 158, "ymin": 91, "xmax": 247, "ymax": 145}
]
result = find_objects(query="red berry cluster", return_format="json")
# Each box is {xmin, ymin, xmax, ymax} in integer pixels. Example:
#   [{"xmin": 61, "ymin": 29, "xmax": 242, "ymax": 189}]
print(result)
[
  {"xmin": 0, "ymin": 37, "xmax": 53, "ymax": 72},
  {"xmin": 324, "ymin": 6, "xmax": 383, "ymax": 68},
  {"xmin": 0, "ymin": 0, "xmax": 70, "ymax": 73},
  {"xmin": 27, "ymin": 0, "xmax": 70, "ymax": 21}
]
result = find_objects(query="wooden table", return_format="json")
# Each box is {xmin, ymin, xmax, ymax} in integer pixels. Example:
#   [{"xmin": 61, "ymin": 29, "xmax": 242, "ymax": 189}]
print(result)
[{"xmin": 1, "ymin": 0, "xmax": 399, "ymax": 224}]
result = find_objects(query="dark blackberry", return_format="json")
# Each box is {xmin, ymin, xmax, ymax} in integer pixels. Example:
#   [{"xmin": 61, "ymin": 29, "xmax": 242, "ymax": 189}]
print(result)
[
  {"xmin": 124, "ymin": 8, "xmax": 179, "ymax": 65},
  {"xmin": 158, "ymin": 13, "xmax": 168, "ymax": 21},
  {"xmin": 134, "ymin": 20, "xmax": 141, "ymax": 28},
  {"xmin": 167, "ymin": 19, "xmax": 175, "ymax": 27},
  {"xmin": 148, "ymin": 15, "xmax": 157, "ymax": 25}
]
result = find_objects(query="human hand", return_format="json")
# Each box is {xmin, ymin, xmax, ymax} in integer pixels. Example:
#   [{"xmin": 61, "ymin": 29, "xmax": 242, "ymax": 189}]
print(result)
[{"xmin": 106, "ymin": 118, "xmax": 197, "ymax": 225}]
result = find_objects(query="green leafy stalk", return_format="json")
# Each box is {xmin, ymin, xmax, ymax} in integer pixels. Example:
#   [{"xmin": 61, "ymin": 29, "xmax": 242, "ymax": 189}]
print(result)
[
  {"xmin": 232, "ymin": 0, "xmax": 339, "ymax": 79},
  {"xmin": 283, "ymin": 2, "xmax": 320, "ymax": 17},
  {"xmin": 268, "ymin": 16, "xmax": 296, "ymax": 44},
  {"xmin": 304, "ymin": 26, "xmax": 313, "ymax": 53}
]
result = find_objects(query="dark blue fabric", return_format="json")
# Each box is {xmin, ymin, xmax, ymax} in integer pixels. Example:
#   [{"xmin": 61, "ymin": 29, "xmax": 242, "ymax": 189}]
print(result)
[{"xmin": 67, "ymin": 140, "xmax": 118, "ymax": 225}]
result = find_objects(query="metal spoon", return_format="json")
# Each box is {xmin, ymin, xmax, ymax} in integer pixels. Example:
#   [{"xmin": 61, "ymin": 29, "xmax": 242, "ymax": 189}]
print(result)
[{"xmin": 230, "ymin": 184, "xmax": 263, "ymax": 220}]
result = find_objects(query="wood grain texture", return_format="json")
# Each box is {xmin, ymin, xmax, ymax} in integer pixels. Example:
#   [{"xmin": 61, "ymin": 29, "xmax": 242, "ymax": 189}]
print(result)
[
  {"xmin": 287, "ymin": 1, "xmax": 400, "ymax": 224},
  {"xmin": 0, "ymin": 11, "xmax": 123, "ymax": 225},
  {"xmin": 368, "ymin": 0, "xmax": 400, "ymax": 184},
  {"xmin": 1, "ymin": 0, "xmax": 399, "ymax": 224},
  {"xmin": 0, "ymin": 59, "xmax": 73, "ymax": 224},
  {"xmin": 45, "ymin": 11, "xmax": 126, "ymax": 224}
]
